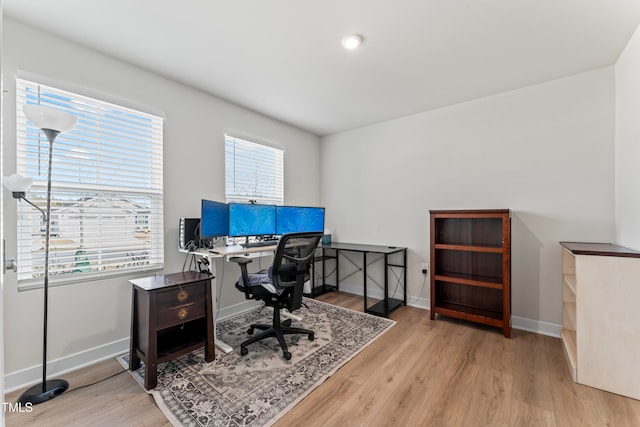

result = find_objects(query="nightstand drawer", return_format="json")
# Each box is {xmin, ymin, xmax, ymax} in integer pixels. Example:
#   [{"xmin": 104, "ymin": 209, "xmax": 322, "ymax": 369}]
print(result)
[
  {"xmin": 156, "ymin": 301, "xmax": 207, "ymax": 330},
  {"xmin": 156, "ymin": 282, "xmax": 206, "ymax": 308}
]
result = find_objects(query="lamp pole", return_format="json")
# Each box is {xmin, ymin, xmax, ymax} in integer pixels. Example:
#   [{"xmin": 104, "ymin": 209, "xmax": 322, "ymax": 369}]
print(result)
[
  {"xmin": 17, "ymin": 128, "xmax": 68, "ymax": 405},
  {"xmin": 17, "ymin": 105, "xmax": 76, "ymax": 405}
]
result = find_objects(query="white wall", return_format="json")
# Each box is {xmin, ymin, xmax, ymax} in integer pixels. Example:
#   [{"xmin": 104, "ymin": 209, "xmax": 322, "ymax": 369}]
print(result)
[
  {"xmin": 2, "ymin": 18, "xmax": 320, "ymax": 388},
  {"xmin": 615, "ymin": 24, "xmax": 640, "ymax": 250},
  {"xmin": 0, "ymin": 1, "xmax": 6, "ymax": 419},
  {"xmin": 321, "ymin": 67, "xmax": 616, "ymax": 330}
]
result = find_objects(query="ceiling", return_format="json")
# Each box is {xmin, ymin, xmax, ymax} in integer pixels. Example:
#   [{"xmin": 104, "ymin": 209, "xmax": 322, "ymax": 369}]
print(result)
[{"xmin": 5, "ymin": 1, "xmax": 640, "ymax": 136}]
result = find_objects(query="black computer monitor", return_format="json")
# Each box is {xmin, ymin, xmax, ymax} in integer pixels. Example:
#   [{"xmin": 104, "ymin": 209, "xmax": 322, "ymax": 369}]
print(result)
[
  {"xmin": 276, "ymin": 206, "xmax": 325, "ymax": 235},
  {"xmin": 200, "ymin": 199, "xmax": 229, "ymax": 239},
  {"xmin": 228, "ymin": 203, "xmax": 276, "ymax": 237}
]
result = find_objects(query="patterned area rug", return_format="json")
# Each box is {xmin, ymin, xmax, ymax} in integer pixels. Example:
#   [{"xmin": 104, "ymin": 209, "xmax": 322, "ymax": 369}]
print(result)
[{"xmin": 118, "ymin": 298, "xmax": 395, "ymax": 426}]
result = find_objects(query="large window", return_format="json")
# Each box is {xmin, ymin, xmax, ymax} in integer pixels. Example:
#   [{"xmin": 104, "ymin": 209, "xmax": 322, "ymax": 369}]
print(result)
[
  {"xmin": 224, "ymin": 133, "xmax": 284, "ymax": 205},
  {"xmin": 15, "ymin": 78, "xmax": 164, "ymax": 286}
]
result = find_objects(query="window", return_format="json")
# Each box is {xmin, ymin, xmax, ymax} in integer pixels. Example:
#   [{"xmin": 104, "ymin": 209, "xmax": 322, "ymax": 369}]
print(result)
[
  {"xmin": 224, "ymin": 133, "xmax": 284, "ymax": 205},
  {"xmin": 15, "ymin": 78, "xmax": 164, "ymax": 286}
]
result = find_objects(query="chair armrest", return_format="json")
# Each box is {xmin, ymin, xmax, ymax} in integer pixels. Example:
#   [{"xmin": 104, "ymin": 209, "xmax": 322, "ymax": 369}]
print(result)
[{"xmin": 229, "ymin": 257, "xmax": 253, "ymax": 299}]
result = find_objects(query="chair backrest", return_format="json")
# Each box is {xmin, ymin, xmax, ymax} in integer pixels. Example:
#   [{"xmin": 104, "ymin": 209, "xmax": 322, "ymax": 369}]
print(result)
[{"xmin": 271, "ymin": 232, "xmax": 323, "ymax": 311}]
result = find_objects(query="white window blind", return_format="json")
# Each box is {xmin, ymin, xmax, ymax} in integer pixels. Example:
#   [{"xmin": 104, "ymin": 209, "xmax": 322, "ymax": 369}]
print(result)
[
  {"xmin": 15, "ymin": 78, "xmax": 164, "ymax": 286},
  {"xmin": 225, "ymin": 134, "xmax": 284, "ymax": 204}
]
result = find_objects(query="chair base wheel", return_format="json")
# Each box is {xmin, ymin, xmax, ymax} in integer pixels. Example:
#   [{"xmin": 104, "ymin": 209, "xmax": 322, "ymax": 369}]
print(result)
[
  {"xmin": 283, "ymin": 351, "xmax": 291, "ymax": 360},
  {"xmin": 247, "ymin": 327, "xmax": 254, "ymax": 335},
  {"xmin": 240, "ymin": 347, "xmax": 248, "ymax": 356},
  {"xmin": 309, "ymin": 333, "xmax": 314, "ymax": 341}
]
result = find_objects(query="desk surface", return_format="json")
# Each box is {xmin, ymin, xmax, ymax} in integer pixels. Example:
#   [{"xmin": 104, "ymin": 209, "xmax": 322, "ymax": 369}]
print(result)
[
  {"xmin": 560, "ymin": 241, "xmax": 640, "ymax": 258},
  {"xmin": 182, "ymin": 241, "xmax": 407, "ymax": 258},
  {"xmin": 321, "ymin": 242, "xmax": 406, "ymax": 254},
  {"xmin": 181, "ymin": 244, "xmax": 277, "ymax": 258}
]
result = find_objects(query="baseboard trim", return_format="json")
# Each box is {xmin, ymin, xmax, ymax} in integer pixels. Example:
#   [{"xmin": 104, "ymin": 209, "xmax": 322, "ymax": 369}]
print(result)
[
  {"xmin": 337, "ymin": 282, "xmax": 430, "ymax": 310},
  {"xmin": 3, "ymin": 293, "xmax": 562, "ymax": 393},
  {"xmin": 4, "ymin": 301, "xmax": 265, "ymax": 394},
  {"xmin": 511, "ymin": 316, "xmax": 562, "ymax": 338},
  {"xmin": 336, "ymin": 282, "xmax": 561, "ymax": 337},
  {"xmin": 4, "ymin": 338, "xmax": 129, "ymax": 394},
  {"xmin": 216, "ymin": 300, "xmax": 262, "ymax": 321}
]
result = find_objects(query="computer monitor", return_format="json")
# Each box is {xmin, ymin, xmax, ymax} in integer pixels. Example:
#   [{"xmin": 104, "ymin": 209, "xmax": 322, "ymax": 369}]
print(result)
[
  {"xmin": 276, "ymin": 206, "xmax": 325, "ymax": 235},
  {"xmin": 200, "ymin": 199, "xmax": 229, "ymax": 239},
  {"xmin": 228, "ymin": 203, "xmax": 276, "ymax": 237}
]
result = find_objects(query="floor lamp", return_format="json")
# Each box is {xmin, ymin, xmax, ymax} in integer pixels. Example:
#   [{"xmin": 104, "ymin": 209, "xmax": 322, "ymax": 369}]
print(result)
[{"xmin": 7, "ymin": 105, "xmax": 77, "ymax": 405}]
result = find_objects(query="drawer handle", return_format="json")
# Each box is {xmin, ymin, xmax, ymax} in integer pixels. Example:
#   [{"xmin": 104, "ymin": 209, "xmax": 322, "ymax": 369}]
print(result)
[
  {"xmin": 177, "ymin": 308, "xmax": 188, "ymax": 320},
  {"xmin": 177, "ymin": 290, "xmax": 188, "ymax": 302}
]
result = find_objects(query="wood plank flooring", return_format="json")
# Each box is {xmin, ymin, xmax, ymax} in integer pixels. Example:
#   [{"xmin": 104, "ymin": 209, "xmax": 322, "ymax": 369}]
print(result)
[{"xmin": 5, "ymin": 291, "xmax": 640, "ymax": 426}]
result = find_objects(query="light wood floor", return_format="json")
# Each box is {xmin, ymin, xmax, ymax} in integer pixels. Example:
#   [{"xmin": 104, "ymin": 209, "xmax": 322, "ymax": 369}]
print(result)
[{"xmin": 6, "ymin": 292, "xmax": 640, "ymax": 426}]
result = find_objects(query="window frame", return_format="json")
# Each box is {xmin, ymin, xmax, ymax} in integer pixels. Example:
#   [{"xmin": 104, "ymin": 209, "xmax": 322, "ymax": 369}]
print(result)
[
  {"xmin": 224, "ymin": 133, "xmax": 284, "ymax": 205},
  {"xmin": 14, "ymin": 78, "xmax": 165, "ymax": 288}
]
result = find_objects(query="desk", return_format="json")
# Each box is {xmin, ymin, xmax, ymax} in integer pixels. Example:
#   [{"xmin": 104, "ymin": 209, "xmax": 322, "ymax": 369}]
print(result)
[
  {"xmin": 179, "ymin": 244, "xmax": 279, "ymax": 354},
  {"xmin": 314, "ymin": 243, "xmax": 407, "ymax": 317},
  {"xmin": 180, "ymin": 240, "xmax": 406, "ymax": 357}
]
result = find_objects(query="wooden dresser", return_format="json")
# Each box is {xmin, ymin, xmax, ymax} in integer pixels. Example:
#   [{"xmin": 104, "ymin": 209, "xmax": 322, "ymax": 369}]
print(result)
[
  {"xmin": 560, "ymin": 242, "xmax": 640, "ymax": 399},
  {"xmin": 129, "ymin": 271, "xmax": 215, "ymax": 389}
]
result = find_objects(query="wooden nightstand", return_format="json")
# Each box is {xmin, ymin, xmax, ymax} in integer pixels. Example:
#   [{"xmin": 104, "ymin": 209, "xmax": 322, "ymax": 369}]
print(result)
[{"xmin": 129, "ymin": 271, "xmax": 215, "ymax": 389}]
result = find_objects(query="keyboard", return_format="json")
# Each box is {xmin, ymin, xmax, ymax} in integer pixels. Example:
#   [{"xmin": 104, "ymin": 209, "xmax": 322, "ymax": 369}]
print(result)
[{"xmin": 243, "ymin": 240, "xmax": 279, "ymax": 248}]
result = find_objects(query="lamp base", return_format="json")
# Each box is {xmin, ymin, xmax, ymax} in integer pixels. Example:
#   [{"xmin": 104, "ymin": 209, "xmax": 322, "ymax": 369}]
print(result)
[{"xmin": 17, "ymin": 379, "xmax": 69, "ymax": 405}]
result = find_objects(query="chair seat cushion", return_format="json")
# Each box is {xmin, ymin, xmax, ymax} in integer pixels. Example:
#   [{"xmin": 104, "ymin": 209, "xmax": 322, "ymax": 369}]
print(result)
[{"xmin": 237, "ymin": 267, "xmax": 278, "ymax": 295}]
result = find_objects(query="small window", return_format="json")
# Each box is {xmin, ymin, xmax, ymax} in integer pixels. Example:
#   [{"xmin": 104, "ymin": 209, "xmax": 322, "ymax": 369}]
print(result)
[
  {"xmin": 15, "ymin": 78, "xmax": 164, "ymax": 286},
  {"xmin": 224, "ymin": 133, "xmax": 284, "ymax": 205}
]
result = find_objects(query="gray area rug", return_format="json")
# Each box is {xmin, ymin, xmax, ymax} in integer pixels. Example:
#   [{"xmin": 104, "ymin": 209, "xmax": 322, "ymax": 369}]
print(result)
[{"xmin": 118, "ymin": 297, "xmax": 395, "ymax": 426}]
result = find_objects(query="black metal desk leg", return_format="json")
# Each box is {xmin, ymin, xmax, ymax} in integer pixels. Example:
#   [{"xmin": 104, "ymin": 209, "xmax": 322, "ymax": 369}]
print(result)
[
  {"xmin": 363, "ymin": 252, "xmax": 367, "ymax": 312},
  {"xmin": 403, "ymin": 249, "xmax": 407, "ymax": 306},
  {"xmin": 336, "ymin": 249, "xmax": 340, "ymax": 291},
  {"xmin": 384, "ymin": 254, "xmax": 389, "ymax": 316}
]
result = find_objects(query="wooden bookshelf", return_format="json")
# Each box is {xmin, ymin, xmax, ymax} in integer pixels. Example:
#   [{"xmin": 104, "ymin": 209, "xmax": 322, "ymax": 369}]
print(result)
[{"xmin": 430, "ymin": 209, "xmax": 511, "ymax": 337}]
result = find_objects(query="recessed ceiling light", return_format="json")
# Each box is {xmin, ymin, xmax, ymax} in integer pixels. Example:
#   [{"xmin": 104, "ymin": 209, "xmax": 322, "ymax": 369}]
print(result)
[{"xmin": 341, "ymin": 34, "xmax": 363, "ymax": 50}]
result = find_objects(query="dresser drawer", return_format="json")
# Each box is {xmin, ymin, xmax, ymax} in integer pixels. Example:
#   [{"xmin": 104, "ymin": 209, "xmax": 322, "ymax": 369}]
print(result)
[
  {"xmin": 156, "ymin": 281, "xmax": 206, "ymax": 309},
  {"xmin": 156, "ymin": 301, "xmax": 207, "ymax": 330}
]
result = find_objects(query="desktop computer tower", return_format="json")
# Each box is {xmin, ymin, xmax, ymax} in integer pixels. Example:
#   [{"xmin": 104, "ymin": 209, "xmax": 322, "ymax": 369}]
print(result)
[{"xmin": 179, "ymin": 218, "xmax": 200, "ymax": 250}]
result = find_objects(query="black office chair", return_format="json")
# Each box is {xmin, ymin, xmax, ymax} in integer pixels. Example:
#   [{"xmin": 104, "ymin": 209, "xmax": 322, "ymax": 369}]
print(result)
[{"xmin": 230, "ymin": 231, "xmax": 322, "ymax": 360}]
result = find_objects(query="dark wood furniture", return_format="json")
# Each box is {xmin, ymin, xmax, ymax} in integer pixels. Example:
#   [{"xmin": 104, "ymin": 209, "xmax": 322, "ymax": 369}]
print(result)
[
  {"xmin": 430, "ymin": 209, "xmax": 511, "ymax": 337},
  {"xmin": 129, "ymin": 271, "xmax": 214, "ymax": 389}
]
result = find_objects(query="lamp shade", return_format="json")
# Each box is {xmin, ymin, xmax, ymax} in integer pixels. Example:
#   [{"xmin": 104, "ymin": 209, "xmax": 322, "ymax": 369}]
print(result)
[
  {"xmin": 3, "ymin": 173, "xmax": 34, "ymax": 193},
  {"xmin": 23, "ymin": 104, "xmax": 76, "ymax": 133}
]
